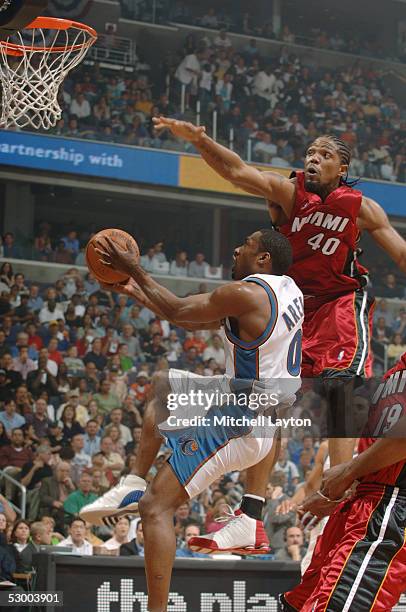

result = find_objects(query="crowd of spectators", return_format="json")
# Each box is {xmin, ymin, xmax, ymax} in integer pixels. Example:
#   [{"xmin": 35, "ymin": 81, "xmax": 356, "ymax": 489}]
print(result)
[
  {"xmin": 119, "ymin": 2, "xmax": 404, "ymax": 64},
  {"xmin": 0, "ymin": 226, "xmax": 223, "ymax": 281},
  {"xmin": 45, "ymin": 22, "xmax": 406, "ymax": 185},
  {"xmin": 173, "ymin": 7, "xmax": 400, "ymax": 63},
  {"xmin": 373, "ymin": 293, "xmax": 406, "ymax": 368}
]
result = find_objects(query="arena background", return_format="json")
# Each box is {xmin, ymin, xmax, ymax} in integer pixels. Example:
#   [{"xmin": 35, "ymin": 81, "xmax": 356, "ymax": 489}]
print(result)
[{"xmin": 0, "ymin": 0, "xmax": 406, "ymax": 610}]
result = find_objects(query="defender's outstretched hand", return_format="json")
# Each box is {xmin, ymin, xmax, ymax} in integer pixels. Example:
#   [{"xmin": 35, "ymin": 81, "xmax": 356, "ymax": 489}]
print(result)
[{"xmin": 152, "ymin": 116, "xmax": 206, "ymax": 142}]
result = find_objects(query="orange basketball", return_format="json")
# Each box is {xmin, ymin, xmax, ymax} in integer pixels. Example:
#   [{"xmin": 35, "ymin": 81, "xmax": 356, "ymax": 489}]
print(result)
[{"xmin": 85, "ymin": 228, "xmax": 140, "ymax": 284}]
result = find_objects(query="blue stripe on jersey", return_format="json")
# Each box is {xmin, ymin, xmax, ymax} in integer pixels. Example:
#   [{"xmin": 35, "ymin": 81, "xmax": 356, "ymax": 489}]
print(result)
[
  {"xmin": 234, "ymin": 346, "xmax": 258, "ymax": 379},
  {"xmin": 225, "ymin": 276, "xmax": 278, "ymax": 350}
]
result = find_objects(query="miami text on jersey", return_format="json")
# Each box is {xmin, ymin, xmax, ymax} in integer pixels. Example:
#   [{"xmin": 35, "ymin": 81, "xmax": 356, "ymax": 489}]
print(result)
[{"xmin": 291, "ymin": 212, "xmax": 350, "ymax": 233}]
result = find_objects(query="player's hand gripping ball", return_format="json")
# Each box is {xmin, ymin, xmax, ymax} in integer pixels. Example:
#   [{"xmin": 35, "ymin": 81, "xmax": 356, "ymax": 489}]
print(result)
[{"xmin": 86, "ymin": 228, "xmax": 140, "ymax": 284}]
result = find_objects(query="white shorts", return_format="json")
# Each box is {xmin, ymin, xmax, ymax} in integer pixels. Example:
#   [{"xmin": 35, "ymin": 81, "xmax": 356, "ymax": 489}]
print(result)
[{"xmin": 163, "ymin": 369, "xmax": 278, "ymax": 499}]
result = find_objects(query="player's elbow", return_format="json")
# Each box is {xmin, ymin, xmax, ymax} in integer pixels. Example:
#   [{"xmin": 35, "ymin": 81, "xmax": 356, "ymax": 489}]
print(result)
[
  {"xmin": 226, "ymin": 166, "xmax": 242, "ymax": 183},
  {"xmin": 227, "ymin": 162, "xmax": 249, "ymax": 184}
]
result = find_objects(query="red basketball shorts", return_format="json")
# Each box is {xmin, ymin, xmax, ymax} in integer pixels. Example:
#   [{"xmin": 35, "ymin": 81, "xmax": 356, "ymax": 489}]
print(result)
[
  {"xmin": 283, "ymin": 484, "xmax": 406, "ymax": 611},
  {"xmin": 302, "ymin": 289, "xmax": 375, "ymax": 378}
]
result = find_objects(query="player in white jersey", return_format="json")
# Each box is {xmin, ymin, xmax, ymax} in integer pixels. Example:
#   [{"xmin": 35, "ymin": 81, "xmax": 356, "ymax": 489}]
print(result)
[{"xmin": 80, "ymin": 229, "xmax": 302, "ymax": 612}]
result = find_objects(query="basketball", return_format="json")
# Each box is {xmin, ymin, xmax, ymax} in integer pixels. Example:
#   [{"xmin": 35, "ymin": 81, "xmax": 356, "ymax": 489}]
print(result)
[{"xmin": 85, "ymin": 228, "xmax": 140, "ymax": 284}]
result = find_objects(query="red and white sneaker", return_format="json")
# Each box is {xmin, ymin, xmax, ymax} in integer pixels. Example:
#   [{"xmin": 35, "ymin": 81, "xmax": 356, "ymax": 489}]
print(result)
[{"xmin": 188, "ymin": 508, "xmax": 270, "ymax": 555}]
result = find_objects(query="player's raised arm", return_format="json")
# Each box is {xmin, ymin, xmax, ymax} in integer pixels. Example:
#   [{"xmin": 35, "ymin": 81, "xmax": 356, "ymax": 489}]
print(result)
[
  {"xmin": 152, "ymin": 116, "xmax": 295, "ymax": 216},
  {"xmin": 358, "ymin": 197, "xmax": 406, "ymax": 273}
]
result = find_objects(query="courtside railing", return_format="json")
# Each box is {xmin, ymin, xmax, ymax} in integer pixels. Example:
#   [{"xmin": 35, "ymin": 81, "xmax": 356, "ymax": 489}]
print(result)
[{"xmin": 0, "ymin": 469, "xmax": 27, "ymax": 519}]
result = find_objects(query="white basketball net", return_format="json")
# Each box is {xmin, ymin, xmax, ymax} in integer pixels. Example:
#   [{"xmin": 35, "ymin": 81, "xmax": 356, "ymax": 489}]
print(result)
[{"xmin": 0, "ymin": 22, "xmax": 96, "ymax": 130}]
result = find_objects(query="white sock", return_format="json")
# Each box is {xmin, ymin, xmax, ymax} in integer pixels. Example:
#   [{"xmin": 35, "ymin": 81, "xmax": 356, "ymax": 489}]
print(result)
[{"xmin": 243, "ymin": 494, "xmax": 265, "ymax": 503}]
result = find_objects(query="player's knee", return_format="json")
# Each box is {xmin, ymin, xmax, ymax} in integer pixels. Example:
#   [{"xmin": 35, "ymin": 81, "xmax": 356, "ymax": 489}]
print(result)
[{"xmin": 139, "ymin": 493, "xmax": 161, "ymax": 522}]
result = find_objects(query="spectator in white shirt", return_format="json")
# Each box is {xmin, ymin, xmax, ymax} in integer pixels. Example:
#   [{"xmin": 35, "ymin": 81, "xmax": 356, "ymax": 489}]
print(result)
[
  {"xmin": 274, "ymin": 447, "xmax": 299, "ymax": 495},
  {"xmin": 102, "ymin": 516, "xmax": 130, "ymax": 552},
  {"xmin": 214, "ymin": 29, "xmax": 232, "ymax": 49},
  {"xmin": 175, "ymin": 52, "xmax": 200, "ymax": 87},
  {"xmin": 58, "ymin": 517, "xmax": 93, "ymax": 555},
  {"xmin": 83, "ymin": 419, "xmax": 101, "ymax": 456},
  {"xmin": 70, "ymin": 93, "xmax": 91, "ymax": 119},
  {"xmin": 380, "ymin": 156, "xmax": 397, "ymax": 182},
  {"xmin": 108, "ymin": 408, "xmax": 132, "ymax": 446},
  {"xmin": 199, "ymin": 63, "xmax": 214, "ymax": 109},
  {"xmin": 39, "ymin": 300, "xmax": 65, "ymax": 325},
  {"xmin": 170, "ymin": 251, "xmax": 189, "ymax": 277},
  {"xmin": 13, "ymin": 346, "xmax": 36, "ymax": 381},
  {"xmin": 287, "ymin": 113, "xmax": 307, "ymax": 137},
  {"xmin": 71, "ymin": 294, "xmax": 86, "ymax": 318},
  {"xmin": 140, "ymin": 248, "xmax": 160, "ymax": 273},
  {"xmin": 37, "ymin": 347, "xmax": 58, "ymax": 378},
  {"xmin": 253, "ymin": 66, "xmax": 276, "ymax": 103},
  {"xmin": 119, "ymin": 324, "xmax": 142, "ymax": 360},
  {"xmin": 215, "ymin": 49, "xmax": 231, "ymax": 79},
  {"xmin": 188, "ymin": 253, "xmax": 209, "ymax": 278},
  {"xmin": 215, "ymin": 73, "xmax": 233, "ymax": 110},
  {"xmin": 70, "ymin": 434, "xmax": 91, "ymax": 485},
  {"xmin": 166, "ymin": 330, "xmax": 183, "ymax": 365},
  {"xmin": 152, "ymin": 241, "xmax": 167, "ymax": 263},
  {"xmin": 202, "ymin": 334, "xmax": 226, "ymax": 367},
  {"xmin": 253, "ymin": 133, "xmax": 278, "ymax": 164},
  {"xmin": 200, "ymin": 7, "xmax": 219, "ymax": 28}
]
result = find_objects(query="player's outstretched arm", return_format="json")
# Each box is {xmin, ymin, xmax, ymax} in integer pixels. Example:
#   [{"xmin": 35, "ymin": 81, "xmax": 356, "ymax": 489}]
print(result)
[
  {"xmin": 321, "ymin": 437, "xmax": 406, "ymax": 502},
  {"xmin": 101, "ymin": 279, "xmax": 220, "ymax": 331},
  {"xmin": 125, "ymin": 268, "xmax": 252, "ymax": 324},
  {"xmin": 359, "ymin": 197, "xmax": 406, "ymax": 273},
  {"xmin": 96, "ymin": 237, "xmax": 252, "ymax": 324},
  {"xmin": 321, "ymin": 413, "xmax": 406, "ymax": 501},
  {"xmin": 152, "ymin": 116, "xmax": 295, "ymax": 215}
]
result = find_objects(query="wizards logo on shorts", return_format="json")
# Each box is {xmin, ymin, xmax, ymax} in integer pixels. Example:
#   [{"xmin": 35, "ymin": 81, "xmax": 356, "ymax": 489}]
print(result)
[{"xmin": 180, "ymin": 438, "xmax": 199, "ymax": 456}]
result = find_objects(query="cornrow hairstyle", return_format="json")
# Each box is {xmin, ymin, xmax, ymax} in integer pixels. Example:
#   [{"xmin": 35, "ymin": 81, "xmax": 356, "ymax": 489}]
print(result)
[{"xmin": 322, "ymin": 135, "xmax": 360, "ymax": 187}]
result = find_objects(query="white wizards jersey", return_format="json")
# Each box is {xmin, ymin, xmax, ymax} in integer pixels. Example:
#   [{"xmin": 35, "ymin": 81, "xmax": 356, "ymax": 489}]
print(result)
[{"xmin": 219, "ymin": 273, "xmax": 304, "ymax": 384}]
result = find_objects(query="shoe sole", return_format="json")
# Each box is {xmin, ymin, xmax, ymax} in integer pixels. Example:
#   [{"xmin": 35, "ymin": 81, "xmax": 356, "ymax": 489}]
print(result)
[
  {"xmin": 189, "ymin": 544, "xmax": 270, "ymax": 556},
  {"xmin": 79, "ymin": 502, "xmax": 140, "ymax": 526}
]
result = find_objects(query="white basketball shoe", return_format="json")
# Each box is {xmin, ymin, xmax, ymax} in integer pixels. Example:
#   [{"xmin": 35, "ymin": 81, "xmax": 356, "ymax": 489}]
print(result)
[
  {"xmin": 188, "ymin": 508, "xmax": 270, "ymax": 555},
  {"xmin": 80, "ymin": 474, "xmax": 147, "ymax": 526}
]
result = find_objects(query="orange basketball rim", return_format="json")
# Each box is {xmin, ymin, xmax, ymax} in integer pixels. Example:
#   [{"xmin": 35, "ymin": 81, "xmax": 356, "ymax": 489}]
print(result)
[{"xmin": 0, "ymin": 16, "xmax": 97, "ymax": 130}]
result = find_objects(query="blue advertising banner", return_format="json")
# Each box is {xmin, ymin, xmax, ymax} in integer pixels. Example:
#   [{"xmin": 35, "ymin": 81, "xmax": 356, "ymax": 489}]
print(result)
[
  {"xmin": 0, "ymin": 130, "xmax": 404, "ymax": 217},
  {"xmin": 0, "ymin": 130, "xmax": 179, "ymax": 187},
  {"xmin": 360, "ymin": 179, "xmax": 406, "ymax": 217}
]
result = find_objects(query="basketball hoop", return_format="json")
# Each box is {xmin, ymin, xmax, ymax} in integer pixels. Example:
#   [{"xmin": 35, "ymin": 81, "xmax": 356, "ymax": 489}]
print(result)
[{"xmin": 0, "ymin": 17, "xmax": 97, "ymax": 129}]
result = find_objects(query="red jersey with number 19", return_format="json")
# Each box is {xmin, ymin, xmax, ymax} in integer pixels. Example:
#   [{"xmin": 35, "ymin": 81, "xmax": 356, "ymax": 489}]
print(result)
[
  {"xmin": 359, "ymin": 352, "xmax": 406, "ymax": 487},
  {"xmin": 280, "ymin": 171, "xmax": 368, "ymax": 307}
]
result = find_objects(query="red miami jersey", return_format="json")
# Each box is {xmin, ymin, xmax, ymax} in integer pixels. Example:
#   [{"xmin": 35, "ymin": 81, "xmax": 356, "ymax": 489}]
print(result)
[
  {"xmin": 359, "ymin": 352, "xmax": 406, "ymax": 487},
  {"xmin": 279, "ymin": 171, "xmax": 369, "ymax": 304}
]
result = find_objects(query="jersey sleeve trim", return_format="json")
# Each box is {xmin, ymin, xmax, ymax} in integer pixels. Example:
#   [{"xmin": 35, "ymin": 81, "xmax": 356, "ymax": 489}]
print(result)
[{"xmin": 224, "ymin": 277, "xmax": 278, "ymax": 350}]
